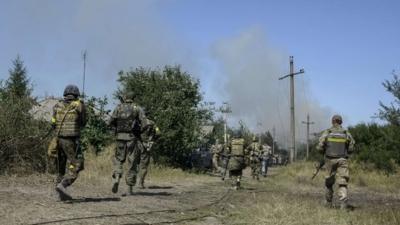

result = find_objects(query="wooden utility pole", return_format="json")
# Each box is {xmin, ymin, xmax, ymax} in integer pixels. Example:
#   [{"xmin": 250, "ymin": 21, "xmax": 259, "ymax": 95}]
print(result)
[
  {"xmin": 220, "ymin": 102, "xmax": 232, "ymax": 145},
  {"xmin": 272, "ymin": 126, "xmax": 276, "ymax": 155},
  {"xmin": 279, "ymin": 56, "xmax": 305, "ymax": 163},
  {"xmin": 302, "ymin": 114, "xmax": 314, "ymax": 160},
  {"xmin": 82, "ymin": 50, "xmax": 87, "ymax": 98}
]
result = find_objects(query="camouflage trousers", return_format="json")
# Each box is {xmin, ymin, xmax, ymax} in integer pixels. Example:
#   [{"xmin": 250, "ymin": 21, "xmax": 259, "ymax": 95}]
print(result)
[
  {"xmin": 250, "ymin": 158, "xmax": 261, "ymax": 179},
  {"xmin": 325, "ymin": 158, "xmax": 349, "ymax": 202},
  {"xmin": 112, "ymin": 139, "xmax": 145, "ymax": 186},
  {"xmin": 54, "ymin": 137, "xmax": 83, "ymax": 187},
  {"xmin": 212, "ymin": 153, "xmax": 221, "ymax": 173},
  {"xmin": 138, "ymin": 145, "xmax": 151, "ymax": 187},
  {"xmin": 229, "ymin": 169, "xmax": 243, "ymax": 188}
]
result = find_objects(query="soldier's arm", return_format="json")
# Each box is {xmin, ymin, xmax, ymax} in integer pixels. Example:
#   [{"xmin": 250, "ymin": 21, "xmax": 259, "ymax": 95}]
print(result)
[
  {"xmin": 108, "ymin": 105, "xmax": 119, "ymax": 127},
  {"xmin": 347, "ymin": 132, "xmax": 356, "ymax": 153},
  {"xmin": 79, "ymin": 101, "xmax": 87, "ymax": 128},
  {"xmin": 51, "ymin": 104, "xmax": 58, "ymax": 128},
  {"xmin": 316, "ymin": 130, "xmax": 329, "ymax": 154}
]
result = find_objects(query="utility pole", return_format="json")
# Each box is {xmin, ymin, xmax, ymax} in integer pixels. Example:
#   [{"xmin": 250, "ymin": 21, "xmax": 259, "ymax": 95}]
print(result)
[
  {"xmin": 220, "ymin": 102, "xmax": 232, "ymax": 145},
  {"xmin": 82, "ymin": 50, "xmax": 87, "ymax": 99},
  {"xmin": 257, "ymin": 122, "xmax": 262, "ymax": 145},
  {"xmin": 279, "ymin": 56, "xmax": 305, "ymax": 163},
  {"xmin": 272, "ymin": 126, "xmax": 276, "ymax": 155},
  {"xmin": 302, "ymin": 114, "xmax": 314, "ymax": 160}
]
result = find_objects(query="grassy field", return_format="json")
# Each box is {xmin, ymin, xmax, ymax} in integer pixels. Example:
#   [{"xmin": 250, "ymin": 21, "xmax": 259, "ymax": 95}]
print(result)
[
  {"xmin": 221, "ymin": 162, "xmax": 400, "ymax": 225},
  {"xmin": 34, "ymin": 146, "xmax": 398, "ymax": 225}
]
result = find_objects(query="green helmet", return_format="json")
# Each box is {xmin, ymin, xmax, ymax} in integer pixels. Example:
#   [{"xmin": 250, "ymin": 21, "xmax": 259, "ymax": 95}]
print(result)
[
  {"xmin": 331, "ymin": 114, "xmax": 343, "ymax": 125},
  {"xmin": 121, "ymin": 91, "xmax": 135, "ymax": 102},
  {"xmin": 63, "ymin": 84, "xmax": 80, "ymax": 97},
  {"xmin": 232, "ymin": 130, "xmax": 241, "ymax": 138}
]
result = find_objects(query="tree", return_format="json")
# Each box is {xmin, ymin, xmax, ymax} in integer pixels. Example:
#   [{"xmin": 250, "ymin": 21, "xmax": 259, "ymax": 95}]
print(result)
[
  {"xmin": 117, "ymin": 66, "xmax": 211, "ymax": 167},
  {"xmin": 378, "ymin": 72, "xmax": 400, "ymax": 126},
  {"xmin": 3, "ymin": 56, "xmax": 32, "ymax": 99},
  {"xmin": 0, "ymin": 56, "xmax": 48, "ymax": 173},
  {"xmin": 81, "ymin": 96, "xmax": 112, "ymax": 154}
]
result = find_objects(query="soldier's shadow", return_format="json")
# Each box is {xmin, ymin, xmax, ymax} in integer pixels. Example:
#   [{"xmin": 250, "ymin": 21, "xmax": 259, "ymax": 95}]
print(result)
[
  {"xmin": 123, "ymin": 191, "xmax": 172, "ymax": 197},
  {"xmin": 65, "ymin": 197, "xmax": 121, "ymax": 204},
  {"xmin": 147, "ymin": 185, "xmax": 173, "ymax": 190}
]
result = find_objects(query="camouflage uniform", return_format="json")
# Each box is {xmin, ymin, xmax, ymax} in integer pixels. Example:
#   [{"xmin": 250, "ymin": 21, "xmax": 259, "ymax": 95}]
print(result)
[
  {"xmin": 109, "ymin": 97, "xmax": 146, "ymax": 194},
  {"xmin": 50, "ymin": 85, "xmax": 86, "ymax": 201},
  {"xmin": 317, "ymin": 115, "xmax": 355, "ymax": 209},
  {"xmin": 260, "ymin": 145, "xmax": 271, "ymax": 177},
  {"xmin": 138, "ymin": 119, "xmax": 159, "ymax": 188},
  {"xmin": 247, "ymin": 141, "xmax": 262, "ymax": 180},
  {"xmin": 226, "ymin": 138, "xmax": 247, "ymax": 190},
  {"xmin": 210, "ymin": 139, "xmax": 224, "ymax": 173}
]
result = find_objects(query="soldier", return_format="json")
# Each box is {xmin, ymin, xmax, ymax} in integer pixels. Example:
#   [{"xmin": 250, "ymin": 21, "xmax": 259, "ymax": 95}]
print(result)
[
  {"xmin": 317, "ymin": 115, "xmax": 355, "ymax": 209},
  {"xmin": 226, "ymin": 131, "xmax": 247, "ymax": 190},
  {"xmin": 210, "ymin": 138, "xmax": 223, "ymax": 174},
  {"xmin": 49, "ymin": 84, "xmax": 86, "ymax": 201},
  {"xmin": 109, "ymin": 91, "xmax": 147, "ymax": 195},
  {"xmin": 138, "ymin": 118, "xmax": 159, "ymax": 189},
  {"xmin": 260, "ymin": 144, "xmax": 271, "ymax": 177},
  {"xmin": 247, "ymin": 136, "xmax": 262, "ymax": 180}
]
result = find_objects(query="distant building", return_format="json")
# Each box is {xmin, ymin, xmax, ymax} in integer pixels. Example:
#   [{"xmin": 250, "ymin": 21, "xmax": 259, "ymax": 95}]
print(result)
[{"xmin": 30, "ymin": 97, "xmax": 60, "ymax": 122}]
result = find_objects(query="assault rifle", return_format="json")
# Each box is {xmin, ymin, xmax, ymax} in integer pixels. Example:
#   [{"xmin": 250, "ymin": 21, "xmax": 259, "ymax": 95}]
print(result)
[{"xmin": 311, "ymin": 159, "xmax": 325, "ymax": 180}]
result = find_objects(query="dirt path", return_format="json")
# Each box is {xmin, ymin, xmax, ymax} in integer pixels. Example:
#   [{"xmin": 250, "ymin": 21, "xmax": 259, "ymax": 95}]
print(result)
[{"xmin": 1, "ymin": 167, "xmax": 399, "ymax": 225}]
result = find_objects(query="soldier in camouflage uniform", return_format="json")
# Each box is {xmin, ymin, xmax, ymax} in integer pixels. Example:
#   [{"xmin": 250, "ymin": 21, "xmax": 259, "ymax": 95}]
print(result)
[
  {"xmin": 317, "ymin": 115, "xmax": 355, "ymax": 209},
  {"xmin": 137, "ymin": 118, "xmax": 159, "ymax": 189},
  {"xmin": 247, "ymin": 136, "xmax": 262, "ymax": 180},
  {"xmin": 260, "ymin": 144, "xmax": 271, "ymax": 177},
  {"xmin": 49, "ymin": 84, "xmax": 86, "ymax": 201},
  {"xmin": 109, "ymin": 91, "xmax": 147, "ymax": 195},
  {"xmin": 211, "ymin": 138, "xmax": 223, "ymax": 174},
  {"xmin": 226, "ymin": 132, "xmax": 247, "ymax": 190}
]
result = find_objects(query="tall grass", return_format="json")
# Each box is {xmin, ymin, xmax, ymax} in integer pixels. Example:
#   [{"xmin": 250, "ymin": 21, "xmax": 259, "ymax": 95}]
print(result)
[{"xmin": 79, "ymin": 144, "xmax": 207, "ymax": 185}]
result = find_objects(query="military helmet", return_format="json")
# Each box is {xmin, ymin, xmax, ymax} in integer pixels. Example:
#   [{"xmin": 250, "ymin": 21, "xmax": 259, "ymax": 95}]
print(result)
[
  {"xmin": 232, "ymin": 130, "xmax": 242, "ymax": 138},
  {"xmin": 331, "ymin": 114, "xmax": 343, "ymax": 125},
  {"xmin": 121, "ymin": 90, "xmax": 135, "ymax": 102},
  {"xmin": 63, "ymin": 84, "xmax": 80, "ymax": 97}
]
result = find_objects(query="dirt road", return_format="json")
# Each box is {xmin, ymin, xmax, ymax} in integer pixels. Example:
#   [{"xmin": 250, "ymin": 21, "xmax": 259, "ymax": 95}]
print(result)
[{"xmin": 1, "ymin": 167, "xmax": 399, "ymax": 225}]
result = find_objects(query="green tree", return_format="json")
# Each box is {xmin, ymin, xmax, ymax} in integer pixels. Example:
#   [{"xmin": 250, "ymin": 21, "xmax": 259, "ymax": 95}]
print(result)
[
  {"xmin": 4, "ymin": 56, "xmax": 32, "ymax": 99},
  {"xmin": 378, "ymin": 72, "xmax": 400, "ymax": 126},
  {"xmin": 117, "ymin": 66, "xmax": 211, "ymax": 167},
  {"xmin": 81, "ymin": 96, "xmax": 112, "ymax": 154},
  {"xmin": 0, "ymin": 56, "xmax": 48, "ymax": 173}
]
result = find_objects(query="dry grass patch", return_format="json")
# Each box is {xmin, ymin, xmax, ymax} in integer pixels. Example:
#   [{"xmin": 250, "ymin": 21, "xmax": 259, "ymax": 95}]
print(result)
[{"xmin": 79, "ymin": 144, "xmax": 209, "ymax": 186}]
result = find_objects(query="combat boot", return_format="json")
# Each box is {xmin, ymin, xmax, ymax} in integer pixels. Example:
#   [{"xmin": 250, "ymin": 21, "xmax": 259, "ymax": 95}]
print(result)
[
  {"xmin": 111, "ymin": 175, "xmax": 120, "ymax": 193},
  {"xmin": 55, "ymin": 181, "xmax": 72, "ymax": 201},
  {"xmin": 138, "ymin": 182, "xmax": 145, "ymax": 189},
  {"xmin": 340, "ymin": 200, "xmax": 349, "ymax": 211},
  {"xmin": 125, "ymin": 185, "xmax": 134, "ymax": 195},
  {"xmin": 323, "ymin": 200, "xmax": 333, "ymax": 208}
]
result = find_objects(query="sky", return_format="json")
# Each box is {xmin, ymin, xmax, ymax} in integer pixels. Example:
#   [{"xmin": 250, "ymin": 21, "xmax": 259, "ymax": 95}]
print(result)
[{"xmin": 1, "ymin": 0, "xmax": 399, "ymax": 144}]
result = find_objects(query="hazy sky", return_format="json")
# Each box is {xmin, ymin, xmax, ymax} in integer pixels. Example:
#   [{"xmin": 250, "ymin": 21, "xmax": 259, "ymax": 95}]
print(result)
[{"xmin": 1, "ymin": 0, "xmax": 399, "ymax": 142}]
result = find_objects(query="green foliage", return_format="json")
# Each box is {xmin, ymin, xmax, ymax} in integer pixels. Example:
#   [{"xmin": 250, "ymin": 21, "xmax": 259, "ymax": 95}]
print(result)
[
  {"xmin": 81, "ymin": 96, "xmax": 112, "ymax": 154},
  {"xmin": 349, "ymin": 123, "xmax": 400, "ymax": 174},
  {"xmin": 378, "ymin": 73, "xmax": 400, "ymax": 126},
  {"xmin": 117, "ymin": 66, "xmax": 210, "ymax": 167},
  {"xmin": 210, "ymin": 116, "xmax": 225, "ymax": 144},
  {"xmin": 0, "ymin": 56, "xmax": 48, "ymax": 173}
]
